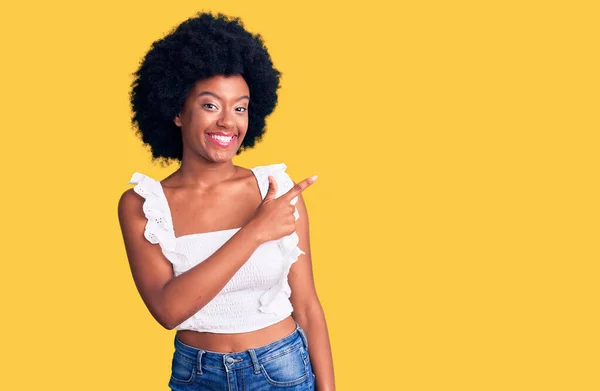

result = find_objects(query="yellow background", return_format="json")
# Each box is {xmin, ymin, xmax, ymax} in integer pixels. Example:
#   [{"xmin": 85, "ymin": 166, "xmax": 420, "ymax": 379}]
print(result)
[{"xmin": 1, "ymin": 1, "xmax": 598, "ymax": 390}]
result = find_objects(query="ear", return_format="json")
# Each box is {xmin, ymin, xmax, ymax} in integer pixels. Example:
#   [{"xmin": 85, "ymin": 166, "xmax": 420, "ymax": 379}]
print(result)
[{"xmin": 173, "ymin": 113, "xmax": 182, "ymax": 127}]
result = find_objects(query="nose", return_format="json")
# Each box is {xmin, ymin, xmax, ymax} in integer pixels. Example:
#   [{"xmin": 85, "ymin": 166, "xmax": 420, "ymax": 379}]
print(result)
[{"xmin": 216, "ymin": 109, "xmax": 235, "ymax": 129}]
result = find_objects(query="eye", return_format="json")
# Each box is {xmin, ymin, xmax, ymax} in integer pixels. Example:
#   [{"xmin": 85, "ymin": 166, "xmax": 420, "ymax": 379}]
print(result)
[
  {"xmin": 203, "ymin": 103, "xmax": 217, "ymax": 110},
  {"xmin": 235, "ymin": 107, "xmax": 247, "ymax": 112}
]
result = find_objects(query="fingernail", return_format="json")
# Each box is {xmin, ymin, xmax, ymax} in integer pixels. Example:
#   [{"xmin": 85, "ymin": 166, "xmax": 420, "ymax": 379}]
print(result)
[{"xmin": 311, "ymin": 175, "xmax": 318, "ymax": 181}]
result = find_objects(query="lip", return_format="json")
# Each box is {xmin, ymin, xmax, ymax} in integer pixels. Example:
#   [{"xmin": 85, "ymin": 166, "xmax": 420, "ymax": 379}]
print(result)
[{"xmin": 206, "ymin": 133, "xmax": 237, "ymax": 148}]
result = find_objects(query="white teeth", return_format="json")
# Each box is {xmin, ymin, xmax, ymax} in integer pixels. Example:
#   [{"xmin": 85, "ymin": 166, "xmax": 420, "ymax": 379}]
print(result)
[{"xmin": 209, "ymin": 134, "xmax": 234, "ymax": 143}]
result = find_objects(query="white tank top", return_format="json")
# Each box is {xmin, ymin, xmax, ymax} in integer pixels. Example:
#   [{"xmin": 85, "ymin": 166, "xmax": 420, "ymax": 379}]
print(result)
[{"xmin": 127, "ymin": 163, "xmax": 304, "ymax": 333}]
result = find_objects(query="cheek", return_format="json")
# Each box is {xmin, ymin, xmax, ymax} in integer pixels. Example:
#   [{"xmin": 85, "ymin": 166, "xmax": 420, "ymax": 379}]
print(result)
[
  {"xmin": 188, "ymin": 110, "xmax": 213, "ymax": 127},
  {"xmin": 238, "ymin": 116, "xmax": 249, "ymax": 132}
]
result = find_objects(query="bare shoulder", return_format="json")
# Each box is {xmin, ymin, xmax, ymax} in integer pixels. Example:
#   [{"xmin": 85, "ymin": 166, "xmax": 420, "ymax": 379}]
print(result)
[
  {"xmin": 234, "ymin": 165, "xmax": 261, "ymax": 190},
  {"xmin": 235, "ymin": 165, "xmax": 255, "ymax": 177},
  {"xmin": 117, "ymin": 188, "xmax": 144, "ymax": 224},
  {"xmin": 117, "ymin": 188, "xmax": 145, "ymax": 231}
]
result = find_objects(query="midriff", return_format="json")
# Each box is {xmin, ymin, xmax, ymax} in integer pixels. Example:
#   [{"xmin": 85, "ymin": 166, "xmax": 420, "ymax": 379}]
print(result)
[{"xmin": 176, "ymin": 316, "xmax": 297, "ymax": 353}]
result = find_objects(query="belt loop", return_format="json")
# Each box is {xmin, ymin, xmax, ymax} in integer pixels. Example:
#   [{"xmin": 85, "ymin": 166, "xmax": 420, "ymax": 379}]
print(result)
[
  {"xmin": 196, "ymin": 349, "xmax": 205, "ymax": 375},
  {"xmin": 248, "ymin": 349, "xmax": 261, "ymax": 374},
  {"xmin": 297, "ymin": 325, "xmax": 309, "ymax": 350}
]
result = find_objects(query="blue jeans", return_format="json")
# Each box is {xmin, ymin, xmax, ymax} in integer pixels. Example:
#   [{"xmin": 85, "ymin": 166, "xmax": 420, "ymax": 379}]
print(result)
[{"xmin": 169, "ymin": 322, "xmax": 316, "ymax": 390}]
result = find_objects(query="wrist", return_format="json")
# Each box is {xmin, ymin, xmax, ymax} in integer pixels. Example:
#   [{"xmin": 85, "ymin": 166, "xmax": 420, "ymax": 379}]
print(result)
[{"xmin": 240, "ymin": 220, "xmax": 264, "ymax": 246}]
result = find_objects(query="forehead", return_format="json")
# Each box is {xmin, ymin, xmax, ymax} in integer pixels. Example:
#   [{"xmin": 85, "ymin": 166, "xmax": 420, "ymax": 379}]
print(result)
[{"xmin": 192, "ymin": 74, "xmax": 250, "ymax": 97}]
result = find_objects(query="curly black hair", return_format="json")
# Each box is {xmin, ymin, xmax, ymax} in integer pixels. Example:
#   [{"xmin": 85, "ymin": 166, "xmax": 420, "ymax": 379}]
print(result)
[{"xmin": 129, "ymin": 12, "xmax": 281, "ymax": 165}]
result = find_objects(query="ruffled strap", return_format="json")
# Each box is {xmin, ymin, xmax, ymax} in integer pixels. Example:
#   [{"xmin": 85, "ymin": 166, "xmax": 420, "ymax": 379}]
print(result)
[
  {"xmin": 127, "ymin": 172, "xmax": 185, "ymax": 265},
  {"xmin": 250, "ymin": 163, "xmax": 306, "ymax": 314}
]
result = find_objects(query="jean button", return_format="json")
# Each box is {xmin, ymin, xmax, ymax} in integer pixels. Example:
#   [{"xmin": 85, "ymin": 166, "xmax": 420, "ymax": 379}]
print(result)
[{"xmin": 226, "ymin": 356, "xmax": 234, "ymax": 365}]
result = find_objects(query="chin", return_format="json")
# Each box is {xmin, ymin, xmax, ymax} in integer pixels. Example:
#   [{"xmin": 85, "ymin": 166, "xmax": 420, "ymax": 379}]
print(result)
[{"xmin": 208, "ymin": 151, "xmax": 238, "ymax": 163}]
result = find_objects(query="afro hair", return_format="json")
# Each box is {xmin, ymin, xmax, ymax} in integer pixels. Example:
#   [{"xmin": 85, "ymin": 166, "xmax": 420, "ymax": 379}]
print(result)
[{"xmin": 129, "ymin": 12, "xmax": 281, "ymax": 164}]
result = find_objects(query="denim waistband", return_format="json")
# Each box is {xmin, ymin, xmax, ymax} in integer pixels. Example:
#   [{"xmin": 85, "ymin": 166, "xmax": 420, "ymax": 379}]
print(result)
[{"xmin": 173, "ymin": 322, "xmax": 309, "ymax": 373}]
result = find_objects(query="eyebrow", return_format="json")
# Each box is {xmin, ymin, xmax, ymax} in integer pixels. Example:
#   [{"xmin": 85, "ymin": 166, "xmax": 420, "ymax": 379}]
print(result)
[{"xmin": 197, "ymin": 91, "xmax": 250, "ymax": 101}]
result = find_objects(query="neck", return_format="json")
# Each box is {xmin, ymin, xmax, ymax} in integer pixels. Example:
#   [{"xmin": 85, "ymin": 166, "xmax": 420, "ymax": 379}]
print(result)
[{"xmin": 174, "ymin": 158, "xmax": 238, "ymax": 188}]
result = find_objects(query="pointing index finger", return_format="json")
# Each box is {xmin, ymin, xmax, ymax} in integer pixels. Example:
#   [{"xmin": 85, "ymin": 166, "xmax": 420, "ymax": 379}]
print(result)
[{"xmin": 283, "ymin": 175, "xmax": 318, "ymax": 200}]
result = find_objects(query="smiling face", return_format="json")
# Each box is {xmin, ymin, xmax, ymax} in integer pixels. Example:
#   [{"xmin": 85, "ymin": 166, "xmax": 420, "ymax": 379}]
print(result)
[{"xmin": 174, "ymin": 74, "xmax": 250, "ymax": 164}]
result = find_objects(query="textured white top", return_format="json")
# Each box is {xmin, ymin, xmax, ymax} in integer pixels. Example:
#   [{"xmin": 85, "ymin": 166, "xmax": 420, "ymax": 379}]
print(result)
[{"xmin": 127, "ymin": 163, "xmax": 305, "ymax": 333}]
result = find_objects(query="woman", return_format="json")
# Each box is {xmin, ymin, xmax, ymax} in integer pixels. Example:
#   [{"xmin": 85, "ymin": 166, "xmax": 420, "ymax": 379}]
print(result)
[{"xmin": 117, "ymin": 12, "xmax": 335, "ymax": 391}]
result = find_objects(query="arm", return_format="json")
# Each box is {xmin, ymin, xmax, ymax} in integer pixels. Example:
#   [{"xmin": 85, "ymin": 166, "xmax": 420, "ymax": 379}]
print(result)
[
  {"xmin": 289, "ymin": 192, "xmax": 336, "ymax": 391},
  {"xmin": 117, "ymin": 188, "xmax": 262, "ymax": 330},
  {"xmin": 117, "ymin": 174, "xmax": 314, "ymax": 330}
]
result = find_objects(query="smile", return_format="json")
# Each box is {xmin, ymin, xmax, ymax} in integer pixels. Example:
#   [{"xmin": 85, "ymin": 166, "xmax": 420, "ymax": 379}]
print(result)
[{"xmin": 207, "ymin": 133, "xmax": 237, "ymax": 147}]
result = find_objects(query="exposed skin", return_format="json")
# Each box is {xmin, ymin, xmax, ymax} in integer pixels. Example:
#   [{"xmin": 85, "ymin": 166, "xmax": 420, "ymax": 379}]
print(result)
[{"xmin": 118, "ymin": 74, "xmax": 335, "ymax": 390}]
